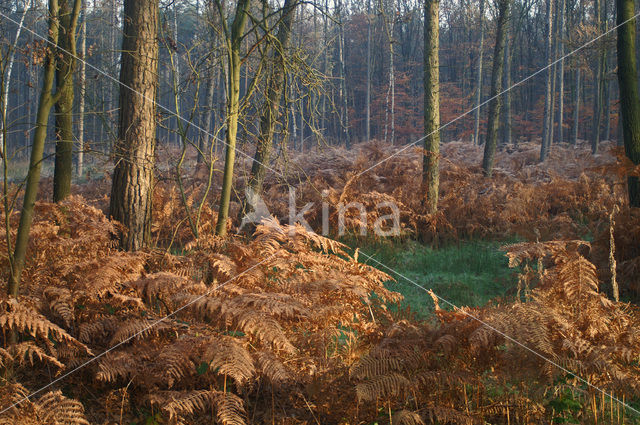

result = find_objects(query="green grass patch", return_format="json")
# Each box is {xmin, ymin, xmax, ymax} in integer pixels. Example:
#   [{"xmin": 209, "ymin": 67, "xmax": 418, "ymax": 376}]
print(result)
[{"xmin": 343, "ymin": 236, "xmax": 519, "ymax": 319}]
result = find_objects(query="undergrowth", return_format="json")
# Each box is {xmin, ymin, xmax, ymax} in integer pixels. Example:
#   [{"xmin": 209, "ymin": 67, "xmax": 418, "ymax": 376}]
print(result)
[
  {"xmin": 1, "ymin": 141, "xmax": 640, "ymax": 424},
  {"xmin": 342, "ymin": 236, "xmax": 518, "ymax": 318}
]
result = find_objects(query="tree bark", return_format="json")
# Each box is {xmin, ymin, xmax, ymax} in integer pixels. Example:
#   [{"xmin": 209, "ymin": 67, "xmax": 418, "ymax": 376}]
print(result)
[
  {"xmin": 215, "ymin": 0, "xmax": 251, "ymax": 236},
  {"xmin": 337, "ymin": 0, "xmax": 350, "ymax": 147},
  {"xmin": 540, "ymin": 0, "xmax": 554, "ymax": 161},
  {"xmin": 481, "ymin": 0, "xmax": 510, "ymax": 175},
  {"xmin": 571, "ymin": 68, "xmax": 580, "ymax": 145},
  {"xmin": 501, "ymin": 25, "xmax": 512, "ymax": 147},
  {"xmin": 473, "ymin": 0, "xmax": 485, "ymax": 146},
  {"xmin": 591, "ymin": 0, "xmax": 606, "ymax": 154},
  {"xmin": 77, "ymin": 0, "xmax": 86, "ymax": 177},
  {"xmin": 603, "ymin": 67, "xmax": 612, "ymax": 141},
  {"xmin": 109, "ymin": 0, "xmax": 159, "ymax": 251},
  {"xmin": 422, "ymin": 0, "xmax": 440, "ymax": 213},
  {"xmin": 366, "ymin": 0, "xmax": 372, "ymax": 141},
  {"xmin": 53, "ymin": 0, "xmax": 79, "ymax": 202},
  {"xmin": 556, "ymin": 0, "xmax": 566, "ymax": 144},
  {"xmin": 616, "ymin": 0, "xmax": 640, "ymax": 206}
]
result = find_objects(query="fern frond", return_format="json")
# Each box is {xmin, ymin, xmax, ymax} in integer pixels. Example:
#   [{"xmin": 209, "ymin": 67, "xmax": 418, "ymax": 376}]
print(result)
[
  {"xmin": 10, "ymin": 342, "xmax": 64, "ymax": 369},
  {"xmin": 43, "ymin": 287, "xmax": 74, "ymax": 328},
  {"xmin": 204, "ymin": 337, "xmax": 255, "ymax": 385},
  {"xmin": 34, "ymin": 391, "xmax": 90, "ymax": 424},
  {"xmin": 213, "ymin": 391, "xmax": 247, "ymax": 425},
  {"xmin": 392, "ymin": 410, "xmax": 425, "ymax": 425},
  {"xmin": 108, "ymin": 318, "xmax": 173, "ymax": 345},
  {"xmin": 350, "ymin": 349, "xmax": 404, "ymax": 379},
  {"xmin": 256, "ymin": 351, "xmax": 293, "ymax": 385},
  {"xmin": 355, "ymin": 373, "xmax": 411, "ymax": 402},
  {"xmin": 0, "ymin": 299, "xmax": 89, "ymax": 354},
  {"xmin": 234, "ymin": 310, "xmax": 296, "ymax": 353}
]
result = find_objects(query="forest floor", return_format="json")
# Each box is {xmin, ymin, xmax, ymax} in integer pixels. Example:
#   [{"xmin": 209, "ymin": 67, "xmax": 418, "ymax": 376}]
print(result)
[
  {"xmin": 345, "ymin": 237, "xmax": 518, "ymax": 318},
  {"xmin": 1, "ymin": 139, "xmax": 640, "ymax": 424}
]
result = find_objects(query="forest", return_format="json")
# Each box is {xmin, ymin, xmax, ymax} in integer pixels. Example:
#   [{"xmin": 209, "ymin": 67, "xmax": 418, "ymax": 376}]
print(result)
[{"xmin": 0, "ymin": 0, "xmax": 640, "ymax": 423}]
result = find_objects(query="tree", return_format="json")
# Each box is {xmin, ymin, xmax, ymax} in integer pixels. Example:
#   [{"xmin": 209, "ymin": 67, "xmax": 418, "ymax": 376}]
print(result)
[
  {"xmin": 473, "ymin": 0, "xmax": 485, "ymax": 146},
  {"xmin": 214, "ymin": 0, "xmax": 251, "ymax": 237},
  {"xmin": 555, "ymin": 0, "xmax": 565, "ymax": 145},
  {"xmin": 366, "ymin": 0, "xmax": 372, "ymax": 142},
  {"xmin": 8, "ymin": 0, "xmax": 82, "ymax": 297},
  {"xmin": 77, "ymin": 0, "xmax": 86, "ymax": 177},
  {"xmin": 540, "ymin": 0, "xmax": 554, "ymax": 161},
  {"xmin": 109, "ymin": 0, "xmax": 159, "ymax": 251},
  {"xmin": 591, "ymin": 0, "xmax": 606, "ymax": 154},
  {"xmin": 481, "ymin": 0, "xmax": 510, "ymax": 176},
  {"xmin": 616, "ymin": 0, "xmax": 640, "ymax": 206},
  {"xmin": 422, "ymin": 0, "xmax": 440, "ymax": 213},
  {"xmin": 243, "ymin": 0, "xmax": 298, "ymax": 218},
  {"xmin": 53, "ymin": 0, "xmax": 80, "ymax": 202}
]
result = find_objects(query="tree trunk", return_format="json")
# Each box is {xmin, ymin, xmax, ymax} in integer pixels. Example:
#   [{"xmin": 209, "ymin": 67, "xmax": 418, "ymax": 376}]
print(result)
[
  {"xmin": 591, "ymin": 0, "xmax": 605, "ymax": 154},
  {"xmin": 109, "ymin": 0, "xmax": 159, "ymax": 251},
  {"xmin": 548, "ymin": 0, "xmax": 559, "ymax": 149},
  {"xmin": 571, "ymin": 68, "xmax": 580, "ymax": 145},
  {"xmin": 215, "ymin": 0, "xmax": 251, "ymax": 237},
  {"xmin": 9, "ymin": 0, "xmax": 81, "ymax": 297},
  {"xmin": 556, "ymin": 0, "xmax": 566, "ymax": 144},
  {"xmin": 199, "ymin": 64, "xmax": 216, "ymax": 164},
  {"xmin": 501, "ymin": 26, "xmax": 512, "ymax": 147},
  {"xmin": 366, "ymin": 0, "xmax": 372, "ymax": 141},
  {"xmin": 53, "ymin": 0, "xmax": 79, "ymax": 202},
  {"xmin": 77, "ymin": 1, "xmax": 86, "ymax": 177},
  {"xmin": 245, "ymin": 0, "xmax": 297, "ymax": 207},
  {"xmin": 540, "ymin": 0, "xmax": 554, "ymax": 161},
  {"xmin": 603, "ymin": 68, "xmax": 612, "ymax": 141},
  {"xmin": 422, "ymin": 0, "xmax": 440, "ymax": 213},
  {"xmin": 481, "ymin": 0, "xmax": 510, "ymax": 175},
  {"xmin": 382, "ymin": 0, "xmax": 396, "ymax": 145},
  {"xmin": 473, "ymin": 0, "xmax": 485, "ymax": 146},
  {"xmin": 616, "ymin": 0, "xmax": 640, "ymax": 206},
  {"xmin": 337, "ymin": 0, "xmax": 350, "ymax": 147}
]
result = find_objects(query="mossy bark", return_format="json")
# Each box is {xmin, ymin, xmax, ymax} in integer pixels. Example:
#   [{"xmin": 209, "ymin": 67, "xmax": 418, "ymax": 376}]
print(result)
[{"xmin": 53, "ymin": 0, "xmax": 77, "ymax": 202}]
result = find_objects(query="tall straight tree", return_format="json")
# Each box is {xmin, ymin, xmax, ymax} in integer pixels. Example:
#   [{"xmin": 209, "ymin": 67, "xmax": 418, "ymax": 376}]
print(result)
[
  {"xmin": 591, "ymin": 0, "xmax": 606, "ymax": 154},
  {"xmin": 77, "ymin": 0, "xmax": 86, "ymax": 177},
  {"xmin": 53, "ymin": 0, "xmax": 80, "ymax": 202},
  {"xmin": 8, "ymin": 0, "xmax": 81, "ymax": 297},
  {"xmin": 109, "ymin": 0, "xmax": 159, "ymax": 251},
  {"xmin": 501, "ymin": 24, "xmax": 512, "ymax": 147},
  {"xmin": 616, "ymin": 0, "xmax": 640, "ymax": 206},
  {"xmin": 214, "ymin": 0, "xmax": 251, "ymax": 237},
  {"xmin": 422, "ymin": 0, "xmax": 440, "ymax": 213},
  {"xmin": 366, "ymin": 0, "xmax": 372, "ymax": 142},
  {"xmin": 556, "ymin": 0, "xmax": 565, "ymax": 144},
  {"xmin": 473, "ymin": 0, "xmax": 485, "ymax": 146},
  {"xmin": 540, "ymin": 0, "xmax": 554, "ymax": 160},
  {"xmin": 481, "ymin": 0, "xmax": 510, "ymax": 176}
]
